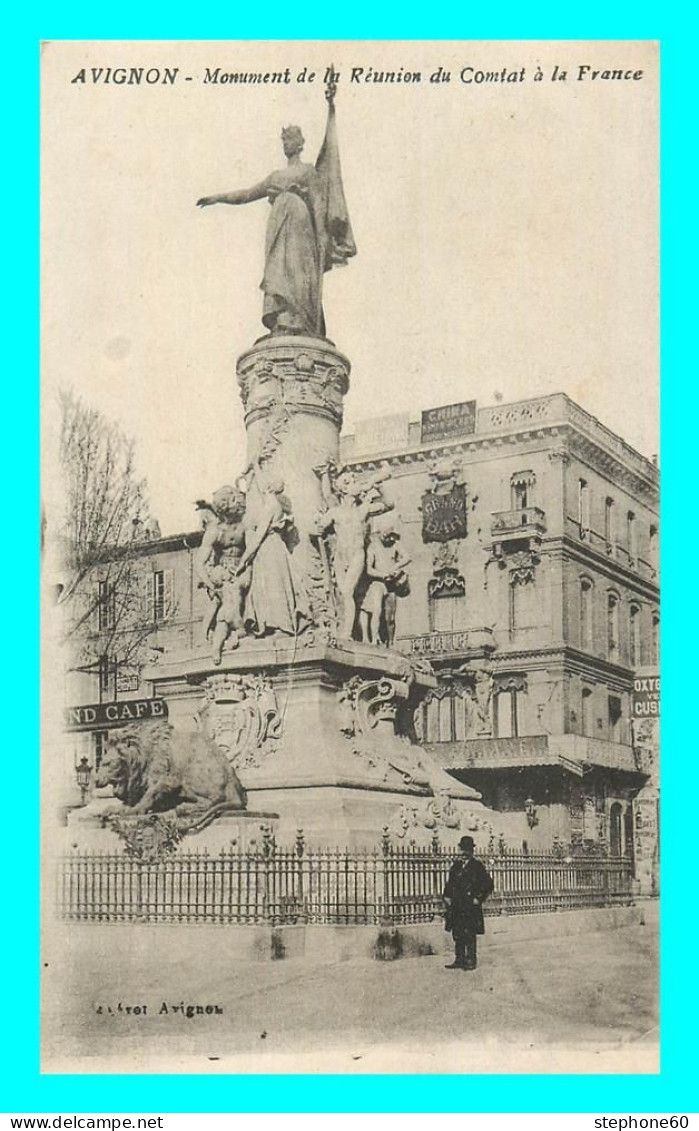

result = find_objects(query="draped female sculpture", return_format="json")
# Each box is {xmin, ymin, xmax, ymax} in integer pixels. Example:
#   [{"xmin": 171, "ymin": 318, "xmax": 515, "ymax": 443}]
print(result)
[
  {"xmin": 236, "ymin": 472, "xmax": 310, "ymax": 637},
  {"xmin": 197, "ymin": 92, "xmax": 355, "ymax": 338}
]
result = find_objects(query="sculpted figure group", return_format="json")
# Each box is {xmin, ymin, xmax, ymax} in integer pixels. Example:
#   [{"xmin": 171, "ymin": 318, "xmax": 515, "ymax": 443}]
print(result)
[
  {"xmin": 196, "ymin": 467, "xmax": 310, "ymax": 664},
  {"xmin": 314, "ymin": 461, "xmax": 411, "ymax": 646},
  {"xmin": 196, "ymin": 461, "xmax": 410, "ymax": 662},
  {"xmin": 194, "ymin": 95, "xmax": 410, "ymax": 657}
]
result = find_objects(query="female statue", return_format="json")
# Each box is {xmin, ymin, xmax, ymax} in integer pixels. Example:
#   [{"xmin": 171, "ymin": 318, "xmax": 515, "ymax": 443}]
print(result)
[
  {"xmin": 236, "ymin": 472, "xmax": 310, "ymax": 637},
  {"xmin": 197, "ymin": 98, "xmax": 355, "ymax": 338}
]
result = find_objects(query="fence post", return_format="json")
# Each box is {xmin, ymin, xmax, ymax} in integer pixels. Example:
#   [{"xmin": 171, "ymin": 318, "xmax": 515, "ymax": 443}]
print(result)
[
  {"xmin": 431, "ymin": 831, "xmax": 442, "ymax": 919},
  {"xmin": 295, "ymin": 828, "xmax": 307, "ymax": 923},
  {"xmin": 261, "ymin": 824, "xmax": 275, "ymax": 924},
  {"xmin": 380, "ymin": 826, "xmax": 391, "ymax": 925},
  {"xmin": 134, "ymin": 855, "xmax": 144, "ymax": 922}
]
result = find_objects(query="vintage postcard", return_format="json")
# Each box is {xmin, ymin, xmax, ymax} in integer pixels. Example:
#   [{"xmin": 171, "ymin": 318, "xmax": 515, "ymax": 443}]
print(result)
[{"xmin": 41, "ymin": 39, "xmax": 659, "ymax": 1075}]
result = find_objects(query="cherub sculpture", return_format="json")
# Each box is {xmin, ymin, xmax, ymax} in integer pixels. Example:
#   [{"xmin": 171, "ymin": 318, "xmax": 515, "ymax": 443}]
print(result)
[
  {"xmin": 195, "ymin": 485, "xmax": 250, "ymax": 665},
  {"xmin": 358, "ymin": 528, "xmax": 411, "ymax": 646}
]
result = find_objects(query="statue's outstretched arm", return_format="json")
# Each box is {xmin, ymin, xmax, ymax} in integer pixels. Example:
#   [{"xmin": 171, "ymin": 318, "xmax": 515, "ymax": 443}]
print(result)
[
  {"xmin": 364, "ymin": 498, "xmax": 394, "ymax": 519},
  {"xmin": 197, "ymin": 176, "xmax": 271, "ymax": 208}
]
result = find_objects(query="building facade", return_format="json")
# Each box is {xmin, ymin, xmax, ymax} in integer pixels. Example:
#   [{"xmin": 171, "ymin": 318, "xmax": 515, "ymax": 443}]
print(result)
[
  {"xmin": 62, "ymin": 392, "xmax": 659, "ymax": 868},
  {"xmin": 341, "ymin": 393, "xmax": 659, "ymax": 862}
]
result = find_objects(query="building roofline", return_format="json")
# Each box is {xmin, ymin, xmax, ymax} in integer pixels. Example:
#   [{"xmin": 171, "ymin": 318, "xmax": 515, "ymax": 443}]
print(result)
[{"xmin": 341, "ymin": 391, "xmax": 659, "ymax": 490}]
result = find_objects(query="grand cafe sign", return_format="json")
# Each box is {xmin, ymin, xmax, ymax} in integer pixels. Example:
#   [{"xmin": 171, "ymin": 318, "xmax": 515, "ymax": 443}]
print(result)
[{"xmin": 64, "ymin": 698, "xmax": 168, "ymax": 732}]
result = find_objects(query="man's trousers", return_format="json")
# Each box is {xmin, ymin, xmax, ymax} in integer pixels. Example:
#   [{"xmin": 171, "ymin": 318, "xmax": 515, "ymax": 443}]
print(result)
[{"xmin": 452, "ymin": 927, "xmax": 477, "ymax": 969}]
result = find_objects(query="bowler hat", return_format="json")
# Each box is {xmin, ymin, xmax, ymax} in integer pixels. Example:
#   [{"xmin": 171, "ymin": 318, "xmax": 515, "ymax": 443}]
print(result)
[{"xmin": 458, "ymin": 835, "xmax": 475, "ymax": 851}]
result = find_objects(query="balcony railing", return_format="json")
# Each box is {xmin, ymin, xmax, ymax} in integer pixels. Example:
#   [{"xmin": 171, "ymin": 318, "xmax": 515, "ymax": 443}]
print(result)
[
  {"xmin": 557, "ymin": 735, "xmax": 642, "ymax": 773},
  {"xmin": 491, "ymin": 506, "xmax": 547, "ymax": 538},
  {"xmin": 398, "ymin": 627, "xmax": 496, "ymax": 659},
  {"xmin": 434, "ymin": 734, "xmax": 642, "ymax": 774}
]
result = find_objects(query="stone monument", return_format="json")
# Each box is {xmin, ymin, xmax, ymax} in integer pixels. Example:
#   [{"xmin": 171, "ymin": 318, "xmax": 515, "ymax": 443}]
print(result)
[{"xmin": 143, "ymin": 78, "xmax": 493, "ymax": 848}]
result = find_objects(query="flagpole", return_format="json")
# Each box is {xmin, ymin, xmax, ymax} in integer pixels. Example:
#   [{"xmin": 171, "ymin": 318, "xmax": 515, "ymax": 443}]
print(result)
[{"xmin": 325, "ymin": 62, "xmax": 337, "ymax": 107}]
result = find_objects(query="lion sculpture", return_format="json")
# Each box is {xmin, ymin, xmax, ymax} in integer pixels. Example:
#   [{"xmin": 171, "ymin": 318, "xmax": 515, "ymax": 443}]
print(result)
[{"xmin": 95, "ymin": 720, "xmax": 247, "ymax": 815}]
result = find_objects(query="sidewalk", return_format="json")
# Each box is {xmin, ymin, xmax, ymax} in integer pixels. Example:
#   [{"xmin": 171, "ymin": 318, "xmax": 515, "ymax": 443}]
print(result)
[{"xmin": 42, "ymin": 913, "xmax": 658, "ymax": 1074}]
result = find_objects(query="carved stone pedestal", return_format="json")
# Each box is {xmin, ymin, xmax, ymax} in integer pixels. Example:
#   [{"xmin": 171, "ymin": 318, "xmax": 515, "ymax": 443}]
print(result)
[
  {"xmin": 144, "ymin": 637, "xmax": 492, "ymax": 849},
  {"xmin": 236, "ymin": 337, "xmax": 349, "ymax": 622},
  {"xmin": 142, "ymin": 334, "xmax": 502, "ymax": 849}
]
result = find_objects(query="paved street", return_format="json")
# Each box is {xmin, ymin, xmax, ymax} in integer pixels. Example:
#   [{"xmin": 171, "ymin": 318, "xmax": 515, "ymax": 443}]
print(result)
[{"xmin": 43, "ymin": 917, "xmax": 658, "ymax": 1074}]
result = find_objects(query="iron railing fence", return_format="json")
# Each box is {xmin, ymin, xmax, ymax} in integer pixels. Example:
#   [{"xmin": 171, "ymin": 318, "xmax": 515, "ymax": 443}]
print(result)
[{"xmin": 57, "ymin": 836, "xmax": 635, "ymax": 926}]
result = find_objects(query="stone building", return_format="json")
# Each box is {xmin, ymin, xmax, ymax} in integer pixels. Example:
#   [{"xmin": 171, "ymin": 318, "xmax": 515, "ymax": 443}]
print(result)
[
  {"xmin": 340, "ymin": 393, "xmax": 659, "ymax": 862},
  {"xmin": 62, "ymin": 392, "xmax": 659, "ymax": 866}
]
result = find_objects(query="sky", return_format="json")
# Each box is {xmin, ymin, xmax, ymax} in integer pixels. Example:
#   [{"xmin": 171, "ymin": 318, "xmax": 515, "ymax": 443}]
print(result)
[{"xmin": 41, "ymin": 40, "xmax": 658, "ymax": 535}]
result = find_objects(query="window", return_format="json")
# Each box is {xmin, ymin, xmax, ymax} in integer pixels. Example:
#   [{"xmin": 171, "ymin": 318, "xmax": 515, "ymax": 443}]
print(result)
[
  {"xmin": 421, "ymin": 689, "xmax": 467, "ymax": 744},
  {"xmin": 429, "ymin": 592, "xmax": 467, "ymax": 632},
  {"xmin": 624, "ymin": 806, "xmax": 635, "ymax": 864},
  {"xmin": 651, "ymin": 611, "xmax": 660, "ymax": 666},
  {"xmin": 495, "ymin": 690, "xmax": 518, "ymax": 738},
  {"xmin": 144, "ymin": 568, "xmax": 174, "ymax": 624},
  {"xmin": 428, "ymin": 575, "xmax": 466, "ymax": 632},
  {"xmin": 512, "ymin": 481, "xmax": 528, "ymax": 510},
  {"xmin": 608, "ymin": 695, "xmax": 622, "ymax": 742},
  {"xmin": 154, "ymin": 570, "xmax": 167, "ymax": 622},
  {"xmin": 431, "ymin": 594, "xmax": 466, "ymax": 631},
  {"xmin": 443, "ymin": 693, "xmax": 466, "ymax": 742},
  {"xmin": 511, "ymin": 470, "xmax": 535, "ymax": 511},
  {"xmin": 495, "ymin": 690, "xmax": 513, "ymax": 737},
  {"xmin": 607, "ymin": 592, "xmax": 620, "ymax": 660},
  {"xmin": 494, "ymin": 676, "xmax": 526, "ymax": 738},
  {"xmin": 604, "ymin": 497, "xmax": 616, "ymax": 554},
  {"xmin": 97, "ymin": 580, "xmax": 116, "ymax": 632},
  {"xmin": 580, "ymin": 578, "xmax": 593, "ymax": 651},
  {"xmin": 627, "ymin": 511, "xmax": 637, "ymax": 563},
  {"xmin": 649, "ymin": 524, "xmax": 658, "ymax": 573},
  {"xmin": 582, "ymin": 686, "xmax": 594, "ymax": 737},
  {"xmin": 609, "ymin": 802, "xmax": 623, "ymax": 856},
  {"xmin": 509, "ymin": 574, "xmax": 537, "ymax": 636},
  {"xmin": 629, "ymin": 604, "xmax": 641, "ymax": 668},
  {"xmin": 578, "ymin": 479, "xmax": 590, "ymax": 538}
]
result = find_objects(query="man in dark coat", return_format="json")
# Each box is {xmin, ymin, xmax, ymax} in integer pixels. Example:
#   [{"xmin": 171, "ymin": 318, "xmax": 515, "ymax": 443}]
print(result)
[{"xmin": 443, "ymin": 835, "xmax": 494, "ymax": 970}]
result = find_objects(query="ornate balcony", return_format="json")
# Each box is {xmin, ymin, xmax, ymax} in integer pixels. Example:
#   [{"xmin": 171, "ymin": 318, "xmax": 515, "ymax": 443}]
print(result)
[
  {"xmin": 490, "ymin": 506, "xmax": 547, "ymax": 552},
  {"xmin": 434, "ymin": 734, "xmax": 643, "ymax": 775},
  {"xmin": 398, "ymin": 626, "xmax": 496, "ymax": 661}
]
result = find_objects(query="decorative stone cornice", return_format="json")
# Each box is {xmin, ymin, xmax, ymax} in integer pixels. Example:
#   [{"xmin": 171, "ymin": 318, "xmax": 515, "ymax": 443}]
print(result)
[
  {"xmin": 566, "ymin": 429, "xmax": 658, "ymax": 507},
  {"xmin": 488, "ymin": 645, "xmax": 635, "ymax": 689},
  {"xmin": 343, "ymin": 396, "xmax": 658, "ymax": 508}
]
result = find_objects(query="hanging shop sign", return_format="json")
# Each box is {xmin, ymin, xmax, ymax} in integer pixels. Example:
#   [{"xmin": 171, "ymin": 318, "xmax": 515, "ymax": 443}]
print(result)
[
  {"xmin": 64, "ymin": 698, "xmax": 168, "ymax": 731},
  {"xmin": 422, "ymin": 483, "xmax": 468, "ymax": 543},
  {"xmin": 632, "ymin": 674, "xmax": 659, "ymax": 718}
]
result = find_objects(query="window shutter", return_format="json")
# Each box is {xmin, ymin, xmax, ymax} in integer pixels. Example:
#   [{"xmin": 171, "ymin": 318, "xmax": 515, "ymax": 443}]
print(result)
[
  {"xmin": 164, "ymin": 568, "xmax": 175, "ymax": 621},
  {"xmin": 142, "ymin": 572, "xmax": 155, "ymax": 623}
]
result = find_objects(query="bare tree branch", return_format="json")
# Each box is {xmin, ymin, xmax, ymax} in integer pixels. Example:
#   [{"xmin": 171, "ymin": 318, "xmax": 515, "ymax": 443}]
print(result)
[{"xmin": 57, "ymin": 389, "xmax": 175, "ymax": 687}]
